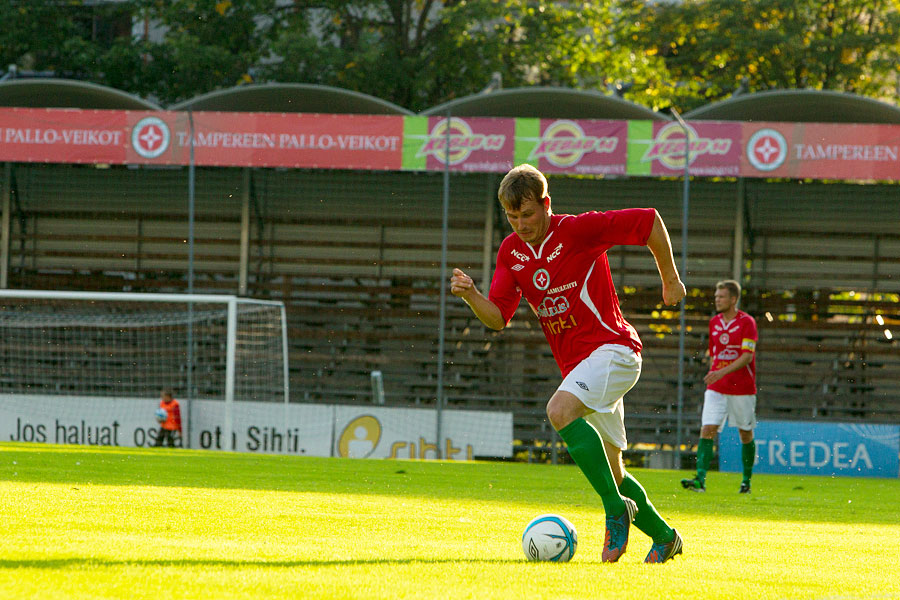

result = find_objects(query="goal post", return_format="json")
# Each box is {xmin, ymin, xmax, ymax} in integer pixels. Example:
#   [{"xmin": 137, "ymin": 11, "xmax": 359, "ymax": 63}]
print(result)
[{"xmin": 0, "ymin": 290, "xmax": 289, "ymax": 449}]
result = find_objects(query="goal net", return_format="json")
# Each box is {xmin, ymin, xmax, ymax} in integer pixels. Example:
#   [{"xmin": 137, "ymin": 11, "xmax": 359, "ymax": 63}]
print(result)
[{"xmin": 0, "ymin": 290, "xmax": 288, "ymax": 448}]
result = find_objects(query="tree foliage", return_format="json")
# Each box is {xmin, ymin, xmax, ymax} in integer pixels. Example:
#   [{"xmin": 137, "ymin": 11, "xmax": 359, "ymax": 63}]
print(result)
[
  {"xmin": 0, "ymin": 0, "xmax": 136, "ymax": 81},
  {"xmin": 131, "ymin": 0, "xmax": 283, "ymax": 104},
  {"xmin": 642, "ymin": 0, "xmax": 900, "ymax": 111},
  {"xmin": 0, "ymin": 0, "xmax": 897, "ymax": 113},
  {"xmin": 262, "ymin": 1, "xmax": 674, "ymax": 112}
]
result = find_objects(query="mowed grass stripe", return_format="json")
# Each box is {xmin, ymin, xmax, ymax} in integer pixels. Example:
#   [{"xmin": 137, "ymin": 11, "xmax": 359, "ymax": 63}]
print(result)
[{"xmin": 1, "ymin": 443, "xmax": 898, "ymax": 599}]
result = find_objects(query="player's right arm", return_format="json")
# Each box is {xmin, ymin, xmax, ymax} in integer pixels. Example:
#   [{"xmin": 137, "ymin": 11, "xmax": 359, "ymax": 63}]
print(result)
[
  {"xmin": 645, "ymin": 210, "xmax": 685, "ymax": 306},
  {"xmin": 450, "ymin": 268, "xmax": 506, "ymax": 330}
]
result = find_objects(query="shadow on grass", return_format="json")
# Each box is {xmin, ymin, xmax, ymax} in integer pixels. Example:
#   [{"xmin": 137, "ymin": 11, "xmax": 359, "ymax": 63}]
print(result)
[{"xmin": 0, "ymin": 557, "xmax": 544, "ymax": 569}]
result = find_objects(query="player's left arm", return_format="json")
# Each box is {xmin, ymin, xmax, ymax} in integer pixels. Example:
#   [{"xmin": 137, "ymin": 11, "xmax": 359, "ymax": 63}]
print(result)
[{"xmin": 645, "ymin": 210, "xmax": 685, "ymax": 306}]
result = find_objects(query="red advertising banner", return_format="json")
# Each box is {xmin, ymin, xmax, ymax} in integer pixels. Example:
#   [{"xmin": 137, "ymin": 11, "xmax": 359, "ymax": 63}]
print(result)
[
  {"xmin": 640, "ymin": 121, "xmax": 742, "ymax": 177},
  {"xmin": 525, "ymin": 119, "xmax": 627, "ymax": 175},
  {"xmin": 415, "ymin": 116, "xmax": 515, "ymax": 173},
  {"xmin": 0, "ymin": 108, "xmax": 128, "ymax": 164},
  {"xmin": 174, "ymin": 112, "xmax": 404, "ymax": 169},
  {"xmin": 0, "ymin": 108, "xmax": 405, "ymax": 170},
  {"xmin": 742, "ymin": 122, "xmax": 900, "ymax": 180}
]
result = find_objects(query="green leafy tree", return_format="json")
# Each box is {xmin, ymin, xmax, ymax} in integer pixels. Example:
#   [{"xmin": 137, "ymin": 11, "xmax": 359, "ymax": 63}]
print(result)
[
  {"xmin": 0, "ymin": 0, "xmax": 137, "ymax": 82},
  {"xmin": 132, "ymin": 0, "xmax": 284, "ymax": 104},
  {"xmin": 263, "ymin": 1, "xmax": 675, "ymax": 112},
  {"xmin": 643, "ymin": 0, "xmax": 900, "ymax": 111}
]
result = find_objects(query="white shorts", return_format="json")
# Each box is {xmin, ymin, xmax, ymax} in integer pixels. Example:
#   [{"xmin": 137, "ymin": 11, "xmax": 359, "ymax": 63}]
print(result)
[
  {"xmin": 557, "ymin": 344, "xmax": 641, "ymax": 450},
  {"xmin": 701, "ymin": 389, "xmax": 757, "ymax": 431}
]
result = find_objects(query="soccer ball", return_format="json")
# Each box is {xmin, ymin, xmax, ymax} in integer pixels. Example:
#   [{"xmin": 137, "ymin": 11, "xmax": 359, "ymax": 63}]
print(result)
[
  {"xmin": 155, "ymin": 407, "xmax": 167, "ymax": 423},
  {"xmin": 522, "ymin": 514, "xmax": 577, "ymax": 562}
]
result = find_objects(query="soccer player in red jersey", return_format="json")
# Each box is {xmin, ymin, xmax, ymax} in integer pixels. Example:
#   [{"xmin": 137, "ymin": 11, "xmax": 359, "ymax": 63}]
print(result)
[
  {"xmin": 682, "ymin": 280, "xmax": 758, "ymax": 494},
  {"xmin": 450, "ymin": 164, "xmax": 685, "ymax": 563}
]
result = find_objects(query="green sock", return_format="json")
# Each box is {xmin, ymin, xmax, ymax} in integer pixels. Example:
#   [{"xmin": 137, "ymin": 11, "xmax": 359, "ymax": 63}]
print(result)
[
  {"xmin": 558, "ymin": 418, "xmax": 626, "ymax": 516},
  {"xmin": 696, "ymin": 438, "xmax": 714, "ymax": 484},
  {"xmin": 619, "ymin": 472, "xmax": 675, "ymax": 544},
  {"xmin": 742, "ymin": 440, "xmax": 756, "ymax": 483}
]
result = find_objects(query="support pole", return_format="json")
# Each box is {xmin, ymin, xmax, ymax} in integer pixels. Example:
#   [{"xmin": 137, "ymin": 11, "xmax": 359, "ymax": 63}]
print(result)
[
  {"xmin": 435, "ymin": 111, "xmax": 452, "ymax": 457},
  {"xmin": 0, "ymin": 163, "xmax": 10, "ymax": 289},
  {"xmin": 481, "ymin": 175, "xmax": 495, "ymax": 292},
  {"xmin": 239, "ymin": 168, "xmax": 250, "ymax": 296},
  {"xmin": 224, "ymin": 297, "xmax": 237, "ymax": 451},
  {"xmin": 670, "ymin": 109, "xmax": 691, "ymax": 470},
  {"xmin": 732, "ymin": 178, "xmax": 745, "ymax": 282},
  {"xmin": 186, "ymin": 112, "xmax": 196, "ymax": 449}
]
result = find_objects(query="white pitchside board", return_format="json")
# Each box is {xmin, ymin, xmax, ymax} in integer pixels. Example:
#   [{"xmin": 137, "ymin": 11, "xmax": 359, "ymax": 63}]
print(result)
[{"xmin": 1, "ymin": 394, "xmax": 513, "ymax": 460}]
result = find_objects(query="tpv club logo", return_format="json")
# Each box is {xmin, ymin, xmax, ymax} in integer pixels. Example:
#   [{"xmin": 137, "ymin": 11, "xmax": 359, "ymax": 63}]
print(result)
[
  {"xmin": 131, "ymin": 116, "xmax": 170, "ymax": 159},
  {"xmin": 746, "ymin": 128, "xmax": 787, "ymax": 172}
]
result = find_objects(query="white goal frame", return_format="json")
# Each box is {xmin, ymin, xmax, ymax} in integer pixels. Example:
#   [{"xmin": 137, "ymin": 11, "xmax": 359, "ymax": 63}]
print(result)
[{"xmin": 0, "ymin": 289, "xmax": 290, "ymax": 449}]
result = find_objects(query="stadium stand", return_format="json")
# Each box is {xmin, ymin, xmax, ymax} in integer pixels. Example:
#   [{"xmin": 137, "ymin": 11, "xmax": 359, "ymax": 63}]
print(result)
[
  {"xmin": 2, "ymin": 82, "xmax": 898, "ymax": 463},
  {"xmin": 5, "ymin": 162, "xmax": 898, "ymax": 461}
]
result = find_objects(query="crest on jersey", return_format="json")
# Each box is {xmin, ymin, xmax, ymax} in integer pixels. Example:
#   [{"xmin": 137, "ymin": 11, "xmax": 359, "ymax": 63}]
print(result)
[
  {"xmin": 533, "ymin": 269, "xmax": 550, "ymax": 291},
  {"xmin": 719, "ymin": 332, "xmax": 730, "ymax": 345}
]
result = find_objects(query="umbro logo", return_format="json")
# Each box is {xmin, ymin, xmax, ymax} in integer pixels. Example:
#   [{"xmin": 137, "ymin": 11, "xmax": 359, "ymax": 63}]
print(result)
[
  {"xmin": 511, "ymin": 264, "xmax": 525, "ymax": 271},
  {"xmin": 576, "ymin": 381, "xmax": 589, "ymax": 391}
]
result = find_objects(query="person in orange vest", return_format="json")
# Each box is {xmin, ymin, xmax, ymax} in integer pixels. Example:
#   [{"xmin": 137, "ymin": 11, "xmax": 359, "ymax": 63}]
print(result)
[{"xmin": 154, "ymin": 389, "xmax": 182, "ymax": 447}]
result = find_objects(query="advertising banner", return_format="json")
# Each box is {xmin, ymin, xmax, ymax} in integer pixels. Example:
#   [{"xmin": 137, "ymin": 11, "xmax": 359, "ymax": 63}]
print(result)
[
  {"xmin": 513, "ymin": 118, "xmax": 627, "ymax": 175},
  {"xmin": 720, "ymin": 420, "xmax": 900, "ymax": 478},
  {"xmin": 0, "ymin": 108, "xmax": 405, "ymax": 170},
  {"xmin": 0, "ymin": 394, "xmax": 513, "ymax": 459},
  {"xmin": 628, "ymin": 120, "xmax": 742, "ymax": 177},
  {"xmin": 0, "ymin": 107, "xmax": 129, "ymax": 164},
  {"xmin": 741, "ymin": 122, "xmax": 900, "ymax": 180},
  {"xmin": 402, "ymin": 115, "xmax": 514, "ymax": 173},
  {"xmin": 4, "ymin": 107, "xmax": 900, "ymax": 181}
]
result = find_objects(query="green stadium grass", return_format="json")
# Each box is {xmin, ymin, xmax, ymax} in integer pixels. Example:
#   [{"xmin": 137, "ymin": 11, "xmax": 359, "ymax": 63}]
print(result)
[{"xmin": 1, "ymin": 442, "xmax": 898, "ymax": 600}]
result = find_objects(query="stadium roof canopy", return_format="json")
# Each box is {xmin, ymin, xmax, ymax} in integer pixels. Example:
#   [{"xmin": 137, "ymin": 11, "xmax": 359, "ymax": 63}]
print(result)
[
  {"xmin": 0, "ymin": 78, "xmax": 161, "ymax": 110},
  {"xmin": 420, "ymin": 87, "xmax": 670, "ymax": 121},
  {"xmin": 171, "ymin": 83, "xmax": 414, "ymax": 115},
  {"xmin": 684, "ymin": 89, "xmax": 900, "ymax": 124}
]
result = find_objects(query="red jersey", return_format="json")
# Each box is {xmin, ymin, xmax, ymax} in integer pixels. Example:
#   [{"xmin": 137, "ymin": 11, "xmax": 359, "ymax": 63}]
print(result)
[
  {"xmin": 488, "ymin": 209, "xmax": 655, "ymax": 377},
  {"xmin": 708, "ymin": 310, "xmax": 757, "ymax": 395}
]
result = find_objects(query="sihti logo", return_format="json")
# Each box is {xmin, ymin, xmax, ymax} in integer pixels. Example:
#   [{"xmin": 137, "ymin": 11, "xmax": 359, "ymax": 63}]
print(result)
[
  {"xmin": 537, "ymin": 296, "xmax": 569, "ymax": 318},
  {"xmin": 131, "ymin": 116, "xmax": 170, "ymax": 159},
  {"xmin": 718, "ymin": 348, "xmax": 739, "ymax": 361}
]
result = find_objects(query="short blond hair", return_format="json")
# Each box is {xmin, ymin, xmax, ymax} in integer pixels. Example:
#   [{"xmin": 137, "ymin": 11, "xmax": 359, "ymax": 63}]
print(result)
[
  {"xmin": 716, "ymin": 279, "xmax": 741, "ymax": 299},
  {"xmin": 497, "ymin": 164, "xmax": 547, "ymax": 210}
]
